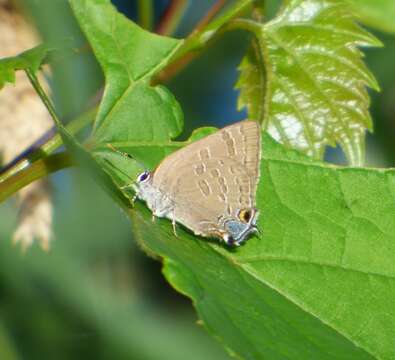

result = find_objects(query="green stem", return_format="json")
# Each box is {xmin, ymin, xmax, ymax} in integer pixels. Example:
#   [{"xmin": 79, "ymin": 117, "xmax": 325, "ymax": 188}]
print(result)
[
  {"xmin": 193, "ymin": 0, "xmax": 227, "ymax": 33},
  {"xmin": 156, "ymin": 0, "xmax": 254, "ymax": 83},
  {"xmin": 0, "ymin": 70, "xmax": 95, "ymax": 201},
  {"xmin": 26, "ymin": 69, "xmax": 63, "ymax": 129},
  {"xmin": 137, "ymin": 0, "xmax": 154, "ymax": 30},
  {"xmin": 224, "ymin": 18, "xmax": 262, "ymax": 34},
  {"xmin": 0, "ymin": 152, "xmax": 73, "ymax": 203},
  {"xmin": 0, "ymin": 107, "xmax": 96, "ymax": 183}
]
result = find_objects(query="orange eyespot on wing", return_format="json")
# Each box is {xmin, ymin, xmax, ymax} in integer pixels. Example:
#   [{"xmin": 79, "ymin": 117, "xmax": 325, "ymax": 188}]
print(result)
[{"xmin": 238, "ymin": 209, "xmax": 252, "ymax": 223}]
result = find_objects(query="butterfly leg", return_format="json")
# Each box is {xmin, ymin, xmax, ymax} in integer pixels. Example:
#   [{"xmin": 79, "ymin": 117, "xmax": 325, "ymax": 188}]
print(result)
[
  {"xmin": 254, "ymin": 226, "xmax": 262, "ymax": 238},
  {"xmin": 131, "ymin": 192, "xmax": 138, "ymax": 206},
  {"xmin": 107, "ymin": 143, "xmax": 140, "ymax": 206},
  {"xmin": 172, "ymin": 217, "xmax": 178, "ymax": 238},
  {"xmin": 120, "ymin": 185, "xmax": 135, "ymax": 197},
  {"xmin": 121, "ymin": 186, "xmax": 138, "ymax": 206}
]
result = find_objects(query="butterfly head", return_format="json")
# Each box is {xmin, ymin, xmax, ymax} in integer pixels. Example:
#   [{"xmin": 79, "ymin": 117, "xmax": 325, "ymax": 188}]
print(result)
[
  {"xmin": 136, "ymin": 170, "xmax": 151, "ymax": 184},
  {"xmin": 134, "ymin": 170, "xmax": 174, "ymax": 217},
  {"xmin": 133, "ymin": 170, "xmax": 153, "ymax": 194}
]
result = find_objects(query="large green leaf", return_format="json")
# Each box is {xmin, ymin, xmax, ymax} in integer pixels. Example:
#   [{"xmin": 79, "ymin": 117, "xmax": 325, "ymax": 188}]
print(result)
[
  {"xmin": 69, "ymin": 0, "xmax": 183, "ymax": 143},
  {"xmin": 236, "ymin": 0, "xmax": 381, "ymax": 166},
  {"xmin": 114, "ymin": 131, "xmax": 394, "ymax": 360}
]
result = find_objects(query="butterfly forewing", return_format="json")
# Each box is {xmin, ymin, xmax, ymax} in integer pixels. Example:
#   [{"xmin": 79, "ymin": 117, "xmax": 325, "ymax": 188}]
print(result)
[{"xmin": 153, "ymin": 121, "xmax": 261, "ymax": 191}]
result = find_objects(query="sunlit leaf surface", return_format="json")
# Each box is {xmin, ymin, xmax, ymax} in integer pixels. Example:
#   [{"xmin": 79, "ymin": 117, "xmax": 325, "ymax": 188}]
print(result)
[{"xmin": 237, "ymin": 0, "xmax": 381, "ymax": 165}]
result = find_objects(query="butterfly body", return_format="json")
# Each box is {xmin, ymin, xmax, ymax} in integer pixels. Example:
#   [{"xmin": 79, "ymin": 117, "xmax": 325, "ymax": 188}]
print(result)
[{"xmin": 132, "ymin": 121, "xmax": 261, "ymax": 247}]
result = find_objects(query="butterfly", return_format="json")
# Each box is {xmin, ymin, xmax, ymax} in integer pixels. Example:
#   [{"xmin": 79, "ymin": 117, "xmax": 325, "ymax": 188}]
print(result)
[{"xmin": 113, "ymin": 121, "xmax": 261, "ymax": 247}]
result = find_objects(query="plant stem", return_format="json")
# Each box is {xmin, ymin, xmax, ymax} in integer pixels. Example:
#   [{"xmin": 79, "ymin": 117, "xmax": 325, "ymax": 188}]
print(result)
[
  {"xmin": 156, "ymin": 0, "xmax": 254, "ymax": 83},
  {"xmin": 0, "ymin": 70, "xmax": 92, "ymax": 202},
  {"xmin": 224, "ymin": 18, "xmax": 262, "ymax": 34},
  {"xmin": 137, "ymin": 0, "xmax": 154, "ymax": 30},
  {"xmin": 156, "ymin": 0, "xmax": 188, "ymax": 36},
  {"xmin": 0, "ymin": 107, "xmax": 96, "ymax": 183},
  {"xmin": 0, "ymin": 152, "xmax": 73, "ymax": 203},
  {"xmin": 194, "ymin": 0, "xmax": 226, "ymax": 33},
  {"xmin": 25, "ymin": 69, "xmax": 63, "ymax": 129}
]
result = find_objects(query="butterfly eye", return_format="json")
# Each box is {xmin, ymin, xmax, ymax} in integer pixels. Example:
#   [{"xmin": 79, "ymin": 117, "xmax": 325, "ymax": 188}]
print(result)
[{"xmin": 137, "ymin": 171, "xmax": 150, "ymax": 183}]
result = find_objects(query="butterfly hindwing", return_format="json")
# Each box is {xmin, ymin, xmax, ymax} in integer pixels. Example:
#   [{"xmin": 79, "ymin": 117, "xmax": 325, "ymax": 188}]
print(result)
[{"xmin": 150, "ymin": 121, "xmax": 261, "ymax": 238}]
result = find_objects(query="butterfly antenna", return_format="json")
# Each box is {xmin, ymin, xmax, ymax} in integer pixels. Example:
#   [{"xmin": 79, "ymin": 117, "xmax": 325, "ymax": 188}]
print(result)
[
  {"xmin": 107, "ymin": 143, "xmax": 134, "ymax": 160},
  {"xmin": 101, "ymin": 157, "xmax": 135, "ymax": 184},
  {"xmin": 106, "ymin": 143, "xmax": 147, "ymax": 171},
  {"xmin": 104, "ymin": 144, "xmax": 144, "ymax": 187}
]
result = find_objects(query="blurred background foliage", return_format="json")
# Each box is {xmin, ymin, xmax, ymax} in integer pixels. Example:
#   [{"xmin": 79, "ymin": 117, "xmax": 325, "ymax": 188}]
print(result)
[{"xmin": 0, "ymin": 0, "xmax": 394, "ymax": 359}]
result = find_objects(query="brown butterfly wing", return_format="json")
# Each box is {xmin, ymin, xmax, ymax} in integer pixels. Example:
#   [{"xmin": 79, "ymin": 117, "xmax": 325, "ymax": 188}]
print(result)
[{"xmin": 151, "ymin": 121, "xmax": 261, "ymax": 236}]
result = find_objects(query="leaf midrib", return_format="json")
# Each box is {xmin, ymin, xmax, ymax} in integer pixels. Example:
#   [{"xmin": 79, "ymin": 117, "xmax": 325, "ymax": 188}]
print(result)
[
  {"xmin": 265, "ymin": 31, "xmax": 355, "ymax": 142},
  {"xmin": 95, "ymin": 33, "xmax": 183, "ymax": 134},
  {"xmin": 237, "ymin": 255, "xmax": 395, "ymax": 281},
  {"xmin": 207, "ymin": 245, "xmax": 377, "ymax": 359},
  {"xmin": 218, "ymin": 243, "xmax": 383, "ymax": 358}
]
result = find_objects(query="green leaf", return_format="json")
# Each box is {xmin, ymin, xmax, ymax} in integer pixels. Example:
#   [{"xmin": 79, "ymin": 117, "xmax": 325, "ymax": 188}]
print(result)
[
  {"xmin": 68, "ymin": 0, "xmax": 187, "ymax": 195},
  {"xmin": 236, "ymin": 0, "xmax": 381, "ymax": 166},
  {"xmin": 0, "ymin": 45, "xmax": 50, "ymax": 88},
  {"xmin": 345, "ymin": 0, "xmax": 395, "ymax": 34},
  {"xmin": 69, "ymin": 0, "xmax": 183, "ymax": 137},
  {"xmin": 120, "ymin": 131, "xmax": 395, "ymax": 360},
  {"xmin": 93, "ymin": 83, "xmax": 183, "ymax": 144},
  {"xmin": 56, "ymin": 0, "xmax": 188, "ymax": 206},
  {"xmin": 49, "ymin": 105, "xmax": 130, "ymax": 209}
]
